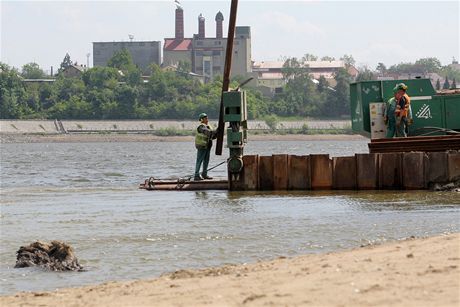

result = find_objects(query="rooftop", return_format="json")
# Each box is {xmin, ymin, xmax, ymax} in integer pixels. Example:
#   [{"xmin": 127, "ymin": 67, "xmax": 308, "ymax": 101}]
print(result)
[{"xmin": 164, "ymin": 38, "xmax": 193, "ymax": 51}]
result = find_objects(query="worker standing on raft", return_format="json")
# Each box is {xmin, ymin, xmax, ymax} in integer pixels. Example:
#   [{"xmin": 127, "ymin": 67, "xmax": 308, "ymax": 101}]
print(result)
[{"xmin": 194, "ymin": 113, "xmax": 218, "ymax": 181}]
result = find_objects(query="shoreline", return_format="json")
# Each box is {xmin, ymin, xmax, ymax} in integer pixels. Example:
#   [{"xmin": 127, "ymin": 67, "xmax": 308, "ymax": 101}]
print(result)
[
  {"xmin": 0, "ymin": 133, "xmax": 367, "ymax": 144},
  {"xmin": 1, "ymin": 233, "xmax": 458, "ymax": 306}
]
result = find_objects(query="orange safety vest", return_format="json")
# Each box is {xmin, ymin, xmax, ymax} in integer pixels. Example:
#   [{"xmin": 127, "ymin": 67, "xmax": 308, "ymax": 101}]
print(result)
[{"xmin": 400, "ymin": 93, "xmax": 411, "ymax": 118}]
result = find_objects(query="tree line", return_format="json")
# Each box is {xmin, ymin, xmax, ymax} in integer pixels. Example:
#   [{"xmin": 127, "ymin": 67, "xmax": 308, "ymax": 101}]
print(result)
[
  {"xmin": 356, "ymin": 57, "xmax": 459, "ymax": 89},
  {"xmin": 0, "ymin": 50, "xmax": 352, "ymax": 120},
  {"xmin": 1, "ymin": 51, "xmax": 455, "ymax": 120}
]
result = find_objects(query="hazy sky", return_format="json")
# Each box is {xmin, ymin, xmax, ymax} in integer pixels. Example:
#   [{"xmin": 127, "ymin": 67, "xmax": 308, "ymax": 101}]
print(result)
[{"xmin": 1, "ymin": 0, "xmax": 459, "ymax": 73}]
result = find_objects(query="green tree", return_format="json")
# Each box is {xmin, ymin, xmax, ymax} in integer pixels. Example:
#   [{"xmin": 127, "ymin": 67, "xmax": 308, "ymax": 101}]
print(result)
[
  {"xmin": 114, "ymin": 84, "xmax": 138, "ymax": 118},
  {"xmin": 317, "ymin": 75, "xmax": 329, "ymax": 93},
  {"xmin": 0, "ymin": 63, "xmax": 27, "ymax": 118},
  {"xmin": 177, "ymin": 60, "xmax": 192, "ymax": 73},
  {"xmin": 82, "ymin": 66, "xmax": 119, "ymax": 89},
  {"xmin": 277, "ymin": 57, "xmax": 320, "ymax": 116},
  {"xmin": 321, "ymin": 56, "xmax": 335, "ymax": 61},
  {"xmin": 107, "ymin": 48, "xmax": 134, "ymax": 71},
  {"xmin": 376, "ymin": 62, "xmax": 387, "ymax": 75},
  {"xmin": 436, "ymin": 79, "xmax": 441, "ymax": 90},
  {"xmin": 302, "ymin": 53, "xmax": 318, "ymax": 61},
  {"xmin": 414, "ymin": 57, "xmax": 442, "ymax": 73},
  {"xmin": 340, "ymin": 54, "xmax": 355, "ymax": 67},
  {"xmin": 58, "ymin": 53, "xmax": 72, "ymax": 73},
  {"xmin": 328, "ymin": 68, "xmax": 352, "ymax": 116},
  {"xmin": 21, "ymin": 62, "xmax": 46, "ymax": 79},
  {"xmin": 356, "ymin": 66, "xmax": 374, "ymax": 81},
  {"xmin": 107, "ymin": 49, "xmax": 142, "ymax": 86},
  {"xmin": 443, "ymin": 76, "xmax": 450, "ymax": 89}
]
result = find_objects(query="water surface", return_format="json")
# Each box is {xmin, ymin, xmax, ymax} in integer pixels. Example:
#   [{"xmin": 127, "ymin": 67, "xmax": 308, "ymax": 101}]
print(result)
[{"xmin": 1, "ymin": 140, "xmax": 458, "ymax": 295}]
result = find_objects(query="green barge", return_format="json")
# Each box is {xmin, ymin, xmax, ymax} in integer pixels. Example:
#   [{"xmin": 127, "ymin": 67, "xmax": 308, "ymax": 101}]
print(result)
[{"xmin": 350, "ymin": 78, "xmax": 460, "ymax": 138}]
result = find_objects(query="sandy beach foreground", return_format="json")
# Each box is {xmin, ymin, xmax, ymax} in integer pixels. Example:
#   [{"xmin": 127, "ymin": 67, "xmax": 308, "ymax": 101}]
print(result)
[{"xmin": 2, "ymin": 233, "xmax": 459, "ymax": 307}]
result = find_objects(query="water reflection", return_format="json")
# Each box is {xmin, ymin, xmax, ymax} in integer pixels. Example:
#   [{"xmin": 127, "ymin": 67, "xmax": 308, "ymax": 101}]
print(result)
[{"xmin": 193, "ymin": 191, "xmax": 253, "ymax": 213}]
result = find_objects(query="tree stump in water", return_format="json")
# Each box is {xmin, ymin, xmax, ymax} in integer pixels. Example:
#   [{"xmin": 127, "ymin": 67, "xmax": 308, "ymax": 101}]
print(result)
[{"xmin": 15, "ymin": 241, "xmax": 83, "ymax": 271}]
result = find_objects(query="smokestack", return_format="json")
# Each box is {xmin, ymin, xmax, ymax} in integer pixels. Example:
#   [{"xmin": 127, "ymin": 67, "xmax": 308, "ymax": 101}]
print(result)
[
  {"xmin": 175, "ymin": 7, "xmax": 184, "ymax": 39},
  {"xmin": 198, "ymin": 14, "xmax": 205, "ymax": 38},
  {"xmin": 215, "ymin": 11, "xmax": 224, "ymax": 39}
]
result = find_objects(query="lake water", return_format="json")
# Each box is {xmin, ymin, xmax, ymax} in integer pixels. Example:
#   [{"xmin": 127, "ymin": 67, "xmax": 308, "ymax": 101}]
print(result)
[{"xmin": 1, "ymin": 140, "xmax": 459, "ymax": 295}]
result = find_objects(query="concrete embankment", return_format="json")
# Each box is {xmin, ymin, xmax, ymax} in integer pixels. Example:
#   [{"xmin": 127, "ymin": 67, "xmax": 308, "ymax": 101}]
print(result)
[{"xmin": 0, "ymin": 120, "xmax": 350, "ymax": 134}]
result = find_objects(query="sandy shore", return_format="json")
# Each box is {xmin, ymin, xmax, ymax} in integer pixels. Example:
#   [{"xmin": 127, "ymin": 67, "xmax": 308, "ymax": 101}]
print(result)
[
  {"xmin": 0, "ymin": 133, "xmax": 366, "ymax": 143},
  {"xmin": 1, "ymin": 233, "xmax": 459, "ymax": 307}
]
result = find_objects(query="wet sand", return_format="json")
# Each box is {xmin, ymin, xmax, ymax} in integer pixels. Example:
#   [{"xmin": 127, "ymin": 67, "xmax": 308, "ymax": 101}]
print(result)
[
  {"xmin": 1, "ymin": 233, "xmax": 459, "ymax": 307},
  {"xmin": 0, "ymin": 133, "xmax": 366, "ymax": 143}
]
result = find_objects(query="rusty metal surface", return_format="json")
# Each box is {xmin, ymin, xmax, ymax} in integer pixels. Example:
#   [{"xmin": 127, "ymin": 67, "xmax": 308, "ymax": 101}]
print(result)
[{"xmin": 369, "ymin": 135, "xmax": 460, "ymax": 153}]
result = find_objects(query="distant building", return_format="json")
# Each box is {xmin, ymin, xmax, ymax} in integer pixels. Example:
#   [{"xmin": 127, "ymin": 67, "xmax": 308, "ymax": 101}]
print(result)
[
  {"xmin": 61, "ymin": 64, "xmax": 88, "ymax": 78},
  {"xmin": 252, "ymin": 60, "xmax": 358, "ymax": 96},
  {"xmin": 93, "ymin": 41, "xmax": 161, "ymax": 73},
  {"xmin": 163, "ymin": 6, "xmax": 252, "ymax": 82}
]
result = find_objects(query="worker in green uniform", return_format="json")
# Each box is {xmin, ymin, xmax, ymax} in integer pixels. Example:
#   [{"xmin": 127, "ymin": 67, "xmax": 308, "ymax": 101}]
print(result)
[
  {"xmin": 194, "ymin": 113, "xmax": 217, "ymax": 181},
  {"xmin": 384, "ymin": 87, "xmax": 404, "ymax": 138}
]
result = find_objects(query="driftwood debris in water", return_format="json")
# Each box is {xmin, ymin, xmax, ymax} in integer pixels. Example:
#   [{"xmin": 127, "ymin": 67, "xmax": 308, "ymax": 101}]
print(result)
[{"xmin": 15, "ymin": 241, "xmax": 83, "ymax": 271}]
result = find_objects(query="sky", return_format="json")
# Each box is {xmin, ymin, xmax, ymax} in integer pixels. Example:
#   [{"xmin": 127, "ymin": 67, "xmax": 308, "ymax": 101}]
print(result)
[{"xmin": 1, "ymin": 0, "xmax": 459, "ymax": 74}]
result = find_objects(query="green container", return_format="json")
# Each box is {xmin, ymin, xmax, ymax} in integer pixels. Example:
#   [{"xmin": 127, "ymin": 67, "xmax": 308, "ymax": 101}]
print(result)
[
  {"xmin": 350, "ymin": 81, "xmax": 382, "ymax": 135},
  {"xmin": 444, "ymin": 95, "xmax": 460, "ymax": 130},
  {"xmin": 408, "ymin": 98, "xmax": 445, "ymax": 135},
  {"xmin": 351, "ymin": 79, "xmax": 438, "ymax": 135},
  {"xmin": 380, "ymin": 79, "xmax": 436, "ymax": 103}
]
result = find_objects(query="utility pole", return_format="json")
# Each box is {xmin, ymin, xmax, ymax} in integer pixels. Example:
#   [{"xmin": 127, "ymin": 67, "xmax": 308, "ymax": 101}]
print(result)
[{"xmin": 215, "ymin": 0, "xmax": 238, "ymax": 156}]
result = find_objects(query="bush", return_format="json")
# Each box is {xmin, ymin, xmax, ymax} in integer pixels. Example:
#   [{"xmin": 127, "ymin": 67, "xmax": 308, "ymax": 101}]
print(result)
[{"xmin": 264, "ymin": 114, "xmax": 279, "ymax": 131}]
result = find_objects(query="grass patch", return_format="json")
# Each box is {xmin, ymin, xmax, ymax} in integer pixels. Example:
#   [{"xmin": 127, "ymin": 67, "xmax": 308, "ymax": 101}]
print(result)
[{"xmin": 152, "ymin": 127, "xmax": 194, "ymax": 136}]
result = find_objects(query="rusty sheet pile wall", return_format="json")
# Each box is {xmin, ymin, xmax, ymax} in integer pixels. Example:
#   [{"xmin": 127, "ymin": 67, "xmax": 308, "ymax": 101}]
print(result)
[{"xmin": 230, "ymin": 151, "xmax": 460, "ymax": 191}]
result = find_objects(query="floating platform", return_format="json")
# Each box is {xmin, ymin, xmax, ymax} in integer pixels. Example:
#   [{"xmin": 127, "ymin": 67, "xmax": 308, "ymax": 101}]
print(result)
[{"xmin": 140, "ymin": 177, "xmax": 228, "ymax": 191}]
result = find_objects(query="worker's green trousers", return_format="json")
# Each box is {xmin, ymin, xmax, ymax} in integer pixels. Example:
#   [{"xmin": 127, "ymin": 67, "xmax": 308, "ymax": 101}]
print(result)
[
  {"xmin": 194, "ymin": 148, "xmax": 211, "ymax": 178},
  {"xmin": 386, "ymin": 117, "xmax": 406, "ymax": 138}
]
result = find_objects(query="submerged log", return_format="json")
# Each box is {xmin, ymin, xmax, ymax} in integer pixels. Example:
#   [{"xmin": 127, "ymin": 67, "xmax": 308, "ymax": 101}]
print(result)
[{"xmin": 15, "ymin": 241, "xmax": 83, "ymax": 271}]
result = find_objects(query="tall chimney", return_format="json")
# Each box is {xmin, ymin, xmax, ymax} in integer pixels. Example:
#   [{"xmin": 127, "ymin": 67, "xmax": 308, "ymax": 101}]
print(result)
[
  {"xmin": 215, "ymin": 11, "xmax": 224, "ymax": 38},
  {"xmin": 198, "ymin": 14, "xmax": 205, "ymax": 38},
  {"xmin": 175, "ymin": 7, "xmax": 184, "ymax": 39}
]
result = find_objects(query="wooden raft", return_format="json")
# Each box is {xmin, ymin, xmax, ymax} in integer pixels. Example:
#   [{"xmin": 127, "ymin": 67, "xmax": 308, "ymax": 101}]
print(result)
[{"xmin": 140, "ymin": 177, "xmax": 228, "ymax": 191}]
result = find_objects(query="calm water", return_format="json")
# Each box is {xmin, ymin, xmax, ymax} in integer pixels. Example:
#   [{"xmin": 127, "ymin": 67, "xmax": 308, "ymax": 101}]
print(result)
[{"xmin": 1, "ymin": 140, "xmax": 459, "ymax": 295}]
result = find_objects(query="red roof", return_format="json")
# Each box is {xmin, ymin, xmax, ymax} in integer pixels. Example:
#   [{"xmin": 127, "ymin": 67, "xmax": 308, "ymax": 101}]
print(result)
[{"xmin": 164, "ymin": 39, "xmax": 192, "ymax": 51}]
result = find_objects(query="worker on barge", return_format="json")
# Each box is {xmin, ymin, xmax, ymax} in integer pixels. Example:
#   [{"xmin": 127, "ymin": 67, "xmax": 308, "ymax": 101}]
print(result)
[
  {"xmin": 194, "ymin": 113, "xmax": 217, "ymax": 181},
  {"xmin": 384, "ymin": 83, "xmax": 412, "ymax": 137},
  {"xmin": 395, "ymin": 83, "xmax": 412, "ymax": 136}
]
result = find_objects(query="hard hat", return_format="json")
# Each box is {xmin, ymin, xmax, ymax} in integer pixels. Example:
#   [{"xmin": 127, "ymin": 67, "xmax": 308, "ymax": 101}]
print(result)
[
  {"xmin": 198, "ymin": 112, "xmax": 208, "ymax": 120},
  {"xmin": 396, "ymin": 83, "xmax": 408, "ymax": 91}
]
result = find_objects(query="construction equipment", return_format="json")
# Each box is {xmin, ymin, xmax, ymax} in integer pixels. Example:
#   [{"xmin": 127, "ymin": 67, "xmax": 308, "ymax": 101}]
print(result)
[
  {"xmin": 216, "ymin": 0, "xmax": 239, "ymax": 156},
  {"xmin": 350, "ymin": 79, "xmax": 460, "ymax": 139}
]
